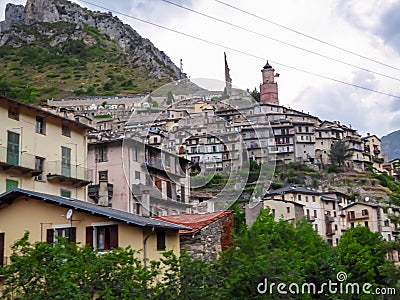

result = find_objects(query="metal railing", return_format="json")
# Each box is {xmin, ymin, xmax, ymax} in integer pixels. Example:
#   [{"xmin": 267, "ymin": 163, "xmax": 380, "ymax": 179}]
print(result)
[
  {"xmin": 47, "ymin": 161, "xmax": 91, "ymax": 181},
  {"xmin": 0, "ymin": 146, "xmax": 36, "ymax": 170}
]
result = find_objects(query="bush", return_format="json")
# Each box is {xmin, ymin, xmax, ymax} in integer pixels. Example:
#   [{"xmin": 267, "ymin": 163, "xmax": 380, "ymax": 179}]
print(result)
[{"xmin": 327, "ymin": 164, "xmax": 339, "ymax": 173}]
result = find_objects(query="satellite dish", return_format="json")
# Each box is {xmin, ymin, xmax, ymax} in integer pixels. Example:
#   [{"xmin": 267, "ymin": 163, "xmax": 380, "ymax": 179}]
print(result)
[
  {"xmin": 133, "ymin": 179, "xmax": 140, "ymax": 185},
  {"xmin": 365, "ymin": 197, "xmax": 370, "ymax": 202},
  {"xmin": 66, "ymin": 209, "xmax": 73, "ymax": 220}
]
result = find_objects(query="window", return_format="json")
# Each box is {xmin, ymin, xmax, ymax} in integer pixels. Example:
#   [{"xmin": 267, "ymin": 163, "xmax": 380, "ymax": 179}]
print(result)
[
  {"xmin": 86, "ymin": 225, "xmax": 118, "ymax": 250},
  {"xmin": 6, "ymin": 179, "xmax": 18, "ymax": 191},
  {"xmin": 36, "ymin": 116, "xmax": 46, "ymax": 134},
  {"xmin": 271, "ymin": 209, "xmax": 276, "ymax": 217},
  {"xmin": 98, "ymin": 171, "xmax": 108, "ymax": 181},
  {"xmin": 312, "ymin": 196, "xmax": 316, "ymax": 202},
  {"xmin": 314, "ymin": 224, "xmax": 318, "ymax": 231},
  {"xmin": 34, "ymin": 157, "xmax": 45, "ymax": 181},
  {"xmin": 7, "ymin": 131, "xmax": 20, "ymax": 166},
  {"xmin": 351, "ymin": 222, "xmax": 355, "ymax": 228},
  {"xmin": 62, "ymin": 124, "xmax": 71, "ymax": 137},
  {"xmin": 305, "ymin": 196, "xmax": 308, "ymax": 202},
  {"xmin": 47, "ymin": 227, "xmax": 76, "ymax": 243},
  {"xmin": 95, "ymin": 145, "xmax": 107, "ymax": 162},
  {"xmin": 314, "ymin": 210, "xmax": 317, "ymax": 218},
  {"xmin": 61, "ymin": 146, "xmax": 71, "ymax": 177},
  {"xmin": 384, "ymin": 220, "xmax": 390, "ymax": 227},
  {"xmin": 157, "ymin": 230, "xmax": 166, "ymax": 251},
  {"xmin": 61, "ymin": 189, "xmax": 71, "ymax": 198},
  {"xmin": 362, "ymin": 209, "xmax": 368, "ymax": 216},
  {"xmin": 8, "ymin": 105, "xmax": 19, "ymax": 120},
  {"xmin": 364, "ymin": 221, "xmax": 369, "ymax": 228},
  {"xmin": 298, "ymin": 195, "xmax": 301, "ymax": 201},
  {"xmin": 286, "ymin": 207, "xmax": 290, "ymax": 213},
  {"xmin": 135, "ymin": 171, "xmax": 141, "ymax": 181}
]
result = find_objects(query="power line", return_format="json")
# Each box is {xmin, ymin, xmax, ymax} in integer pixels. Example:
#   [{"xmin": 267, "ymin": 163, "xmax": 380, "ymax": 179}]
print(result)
[
  {"xmin": 78, "ymin": 0, "xmax": 400, "ymax": 99},
  {"xmin": 161, "ymin": 0, "xmax": 400, "ymax": 82},
  {"xmin": 215, "ymin": 0, "xmax": 400, "ymax": 73}
]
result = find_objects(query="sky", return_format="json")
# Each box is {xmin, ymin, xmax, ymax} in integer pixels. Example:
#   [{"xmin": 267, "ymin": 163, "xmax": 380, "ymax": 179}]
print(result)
[{"xmin": 1, "ymin": 0, "xmax": 400, "ymax": 137}]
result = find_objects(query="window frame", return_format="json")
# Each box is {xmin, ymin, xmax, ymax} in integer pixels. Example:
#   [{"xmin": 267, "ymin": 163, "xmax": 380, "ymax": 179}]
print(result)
[
  {"xmin": 157, "ymin": 230, "xmax": 166, "ymax": 251},
  {"xmin": 86, "ymin": 224, "xmax": 118, "ymax": 251},
  {"xmin": 62, "ymin": 124, "xmax": 71, "ymax": 137},
  {"xmin": 36, "ymin": 115, "xmax": 46, "ymax": 135},
  {"xmin": 46, "ymin": 225, "xmax": 76, "ymax": 243}
]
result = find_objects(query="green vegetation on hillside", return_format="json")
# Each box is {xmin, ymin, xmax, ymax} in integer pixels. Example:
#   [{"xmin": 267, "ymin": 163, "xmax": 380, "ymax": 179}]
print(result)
[{"xmin": 0, "ymin": 22, "xmax": 174, "ymax": 104}]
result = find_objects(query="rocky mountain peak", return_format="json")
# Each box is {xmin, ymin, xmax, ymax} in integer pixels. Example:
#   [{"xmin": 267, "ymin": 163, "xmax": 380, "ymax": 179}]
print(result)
[{"xmin": 0, "ymin": 0, "xmax": 182, "ymax": 79}]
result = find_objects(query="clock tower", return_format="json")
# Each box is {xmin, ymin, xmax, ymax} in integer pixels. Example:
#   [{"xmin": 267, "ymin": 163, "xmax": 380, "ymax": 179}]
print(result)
[{"xmin": 260, "ymin": 61, "xmax": 279, "ymax": 105}]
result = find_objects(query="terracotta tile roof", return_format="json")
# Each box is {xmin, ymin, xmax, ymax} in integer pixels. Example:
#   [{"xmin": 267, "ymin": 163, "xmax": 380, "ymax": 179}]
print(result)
[{"xmin": 153, "ymin": 210, "xmax": 234, "ymax": 234}]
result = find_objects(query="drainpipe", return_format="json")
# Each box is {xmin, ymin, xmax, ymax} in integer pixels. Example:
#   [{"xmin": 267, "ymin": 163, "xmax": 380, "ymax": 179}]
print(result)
[{"xmin": 143, "ymin": 226, "xmax": 155, "ymax": 268}]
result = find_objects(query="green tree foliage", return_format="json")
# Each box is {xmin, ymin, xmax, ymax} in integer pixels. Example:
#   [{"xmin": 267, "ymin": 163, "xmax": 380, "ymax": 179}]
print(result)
[
  {"xmin": 250, "ymin": 88, "xmax": 260, "ymax": 102},
  {"xmin": 166, "ymin": 91, "xmax": 174, "ymax": 105},
  {"xmin": 337, "ymin": 226, "xmax": 399, "ymax": 299},
  {"xmin": 329, "ymin": 141, "xmax": 353, "ymax": 167},
  {"xmin": 3, "ymin": 216, "xmax": 399, "ymax": 299},
  {"xmin": 1, "ymin": 232, "xmax": 179, "ymax": 300}
]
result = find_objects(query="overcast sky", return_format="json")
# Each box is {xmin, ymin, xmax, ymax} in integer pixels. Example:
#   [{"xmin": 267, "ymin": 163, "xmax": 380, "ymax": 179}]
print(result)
[{"xmin": 1, "ymin": 0, "xmax": 400, "ymax": 137}]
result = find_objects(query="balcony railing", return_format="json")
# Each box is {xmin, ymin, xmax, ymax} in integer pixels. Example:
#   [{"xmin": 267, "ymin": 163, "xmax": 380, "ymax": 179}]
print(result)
[
  {"xmin": 348, "ymin": 212, "xmax": 369, "ymax": 221},
  {"xmin": 47, "ymin": 161, "xmax": 92, "ymax": 185},
  {"xmin": 325, "ymin": 215, "xmax": 335, "ymax": 223},
  {"xmin": 0, "ymin": 146, "xmax": 38, "ymax": 175}
]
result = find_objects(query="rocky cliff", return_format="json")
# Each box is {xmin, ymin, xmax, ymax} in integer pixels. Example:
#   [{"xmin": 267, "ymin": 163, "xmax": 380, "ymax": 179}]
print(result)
[
  {"xmin": 0, "ymin": 0, "xmax": 182, "ymax": 102},
  {"xmin": 381, "ymin": 130, "xmax": 400, "ymax": 161}
]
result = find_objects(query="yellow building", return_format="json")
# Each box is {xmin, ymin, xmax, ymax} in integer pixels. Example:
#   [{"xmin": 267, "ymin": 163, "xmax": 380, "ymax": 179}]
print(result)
[
  {"xmin": 0, "ymin": 96, "xmax": 93, "ymax": 200},
  {"xmin": 0, "ymin": 188, "xmax": 187, "ymax": 266}
]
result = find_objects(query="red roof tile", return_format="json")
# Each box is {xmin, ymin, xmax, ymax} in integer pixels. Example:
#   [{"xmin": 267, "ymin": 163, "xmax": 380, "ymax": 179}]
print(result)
[{"xmin": 153, "ymin": 210, "xmax": 234, "ymax": 234}]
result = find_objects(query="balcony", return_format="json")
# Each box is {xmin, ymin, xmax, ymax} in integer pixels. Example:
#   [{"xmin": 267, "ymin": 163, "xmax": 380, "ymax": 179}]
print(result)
[
  {"xmin": 0, "ymin": 146, "xmax": 40, "ymax": 176},
  {"xmin": 144, "ymin": 160, "xmax": 186, "ymax": 178},
  {"xmin": 325, "ymin": 215, "xmax": 335, "ymax": 223},
  {"xmin": 88, "ymin": 183, "xmax": 113, "ymax": 201},
  {"xmin": 307, "ymin": 216, "xmax": 316, "ymax": 222},
  {"xmin": 347, "ymin": 212, "xmax": 369, "ymax": 221},
  {"xmin": 47, "ymin": 161, "xmax": 92, "ymax": 186}
]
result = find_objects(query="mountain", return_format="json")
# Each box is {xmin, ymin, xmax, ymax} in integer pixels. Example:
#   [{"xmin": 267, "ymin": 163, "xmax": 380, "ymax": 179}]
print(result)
[
  {"xmin": 0, "ymin": 0, "xmax": 182, "ymax": 104},
  {"xmin": 381, "ymin": 130, "xmax": 400, "ymax": 161}
]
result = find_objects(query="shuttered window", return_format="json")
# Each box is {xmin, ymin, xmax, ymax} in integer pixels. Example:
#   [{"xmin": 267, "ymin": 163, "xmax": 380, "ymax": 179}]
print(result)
[{"xmin": 85, "ymin": 225, "xmax": 118, "ymax": 250}]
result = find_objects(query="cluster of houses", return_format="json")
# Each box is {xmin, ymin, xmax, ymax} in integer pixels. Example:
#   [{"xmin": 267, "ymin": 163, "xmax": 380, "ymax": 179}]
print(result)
[{"xmin": 0, "ymin": 61, "xmax": 399, "ymax": 267}]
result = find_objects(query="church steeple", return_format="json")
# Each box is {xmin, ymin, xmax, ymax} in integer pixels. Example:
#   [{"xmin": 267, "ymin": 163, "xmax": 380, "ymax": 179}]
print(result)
[
  {"xmin": 224, "ymin": 52, "xmax": 232, "ymax": 95},
  {"xmin": 260, "ymin": 61, "xmax": 279, "ymax": 105}
]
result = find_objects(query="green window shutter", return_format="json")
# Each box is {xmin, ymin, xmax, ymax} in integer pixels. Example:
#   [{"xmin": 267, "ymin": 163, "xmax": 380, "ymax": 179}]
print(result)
[
  {"xmin": 60, "ymin": 189, "xmax": 71, "ymax": 198},
  {"xmin": 7, "ymin": 131, "xmax": 19, "ymax": 166},
  {"xmin": 6, "ymin": 179, "xmax": 18, "ymax": 191}
]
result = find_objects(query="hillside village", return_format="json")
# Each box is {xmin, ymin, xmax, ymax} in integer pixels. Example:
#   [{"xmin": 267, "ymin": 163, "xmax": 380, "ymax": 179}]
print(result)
[
  {"xmin": 1, "ymin": 0, "xmax": 400, "ymax": 297},
  {"xmin": 2, "ymin": 59, "xmax": 400, "ymax": 261}
]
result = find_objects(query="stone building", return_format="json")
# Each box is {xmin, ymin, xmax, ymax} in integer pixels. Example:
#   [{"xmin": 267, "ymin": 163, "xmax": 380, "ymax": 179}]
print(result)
[{"xmin": 156, "ymin": 211, "xmax": 234, "ymax": 259}]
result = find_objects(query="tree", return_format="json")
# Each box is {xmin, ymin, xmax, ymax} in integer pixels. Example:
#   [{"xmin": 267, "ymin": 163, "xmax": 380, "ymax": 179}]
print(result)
[
  {"xmin": 1, "ymin": 232, "xmax": 179, "ymax": 300},
  {"xmin": 166, "ymin": 91, "xmax": 174, "ymax": 105},
  {"xmin": 337, "ymin": 226, "xmax": 399, "ymax": 300},
  {"xmin": 329, "ymin": 141, "xmax": 352, "ymax": 167},
  {"xmin": 250, "ymin": 88, "xmax": 260, "ymax": 102}
]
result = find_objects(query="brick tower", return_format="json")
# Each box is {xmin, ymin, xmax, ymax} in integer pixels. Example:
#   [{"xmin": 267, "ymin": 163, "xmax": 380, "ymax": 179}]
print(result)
[{"xmin": 259, "ymin": 61, "xmax": 279, "ymax": 105}]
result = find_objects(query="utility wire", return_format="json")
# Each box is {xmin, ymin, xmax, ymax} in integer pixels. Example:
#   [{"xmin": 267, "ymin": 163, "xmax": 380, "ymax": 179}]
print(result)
[
  {"xmin": 161, "ymin": 0, "xmax": 400, "ymax": 82},
  {"xmin": 78, "ymin": 0, "xmax": 400, "ymax": 99},
  {"xmin": 215, "ymin": 0, "xmax": 400, "ymax": 73}
]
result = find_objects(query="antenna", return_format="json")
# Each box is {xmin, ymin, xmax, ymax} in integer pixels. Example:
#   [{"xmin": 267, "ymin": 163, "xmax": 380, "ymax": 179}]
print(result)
[{"xmin": 66, "ymin": 209, "xmax": 73, "ymax": 220}]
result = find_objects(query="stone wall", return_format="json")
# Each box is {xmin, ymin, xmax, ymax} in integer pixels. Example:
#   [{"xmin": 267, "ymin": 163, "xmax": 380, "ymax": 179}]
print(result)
[{"xmin": 180, "ymin": 212, "xmax": 234, "ymax": 260}]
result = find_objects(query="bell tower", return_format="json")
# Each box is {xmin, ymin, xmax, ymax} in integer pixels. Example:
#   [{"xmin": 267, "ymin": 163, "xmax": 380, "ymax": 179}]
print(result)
[{"xmin": 260, "ymin": 61, "xmax": 279, "ymax": 105}]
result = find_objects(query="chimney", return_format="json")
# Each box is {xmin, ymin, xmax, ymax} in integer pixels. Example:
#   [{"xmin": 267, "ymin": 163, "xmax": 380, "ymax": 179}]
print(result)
[{"xmin": 98, "ymin": 171, "xmax": 109, "ymax": 206}]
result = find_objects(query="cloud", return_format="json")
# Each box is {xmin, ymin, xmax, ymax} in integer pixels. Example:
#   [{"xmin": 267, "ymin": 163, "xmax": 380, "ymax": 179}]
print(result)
[
  {"xmin": 293, "ymin": 70, "xmax": 397, "ymax": 136},
  {"xmin": 335, "ymin": 0, "xmax": 400, "ymax": 54},
  {"xmin": 374, "ymin": 1, "xmax": 400, "ymax": 53}
]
